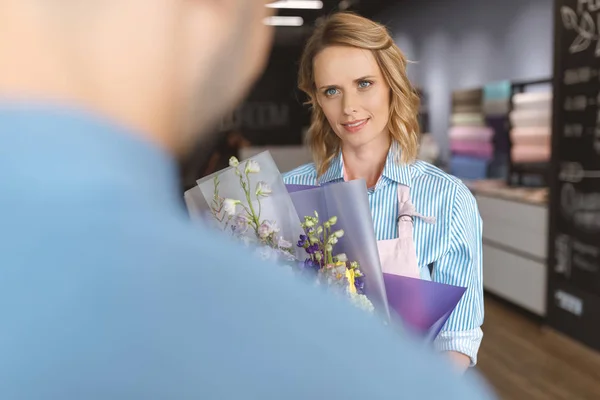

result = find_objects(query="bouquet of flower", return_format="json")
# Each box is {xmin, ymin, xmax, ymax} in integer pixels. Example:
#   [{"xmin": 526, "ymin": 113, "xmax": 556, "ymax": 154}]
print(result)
[
  {"xmin": 184, "ymin": 151, "xmax": 377, "ymax": 314},
  {"xmin": 286, "ymin": 180, "xmax": 468, "ymax": 340},
  {"xmin": 297, "ymin": 212, "xmax": 374, "ymax": 313},
  {"xmin": 208, "ymin": 156, "xmax": 295, "ymax": 262}
]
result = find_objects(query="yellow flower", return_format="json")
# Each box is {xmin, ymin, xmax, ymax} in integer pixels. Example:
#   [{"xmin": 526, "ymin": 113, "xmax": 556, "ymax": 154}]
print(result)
[{"xmin": 346, "ymin": 268, "xmax": 357, "ymax": 294}]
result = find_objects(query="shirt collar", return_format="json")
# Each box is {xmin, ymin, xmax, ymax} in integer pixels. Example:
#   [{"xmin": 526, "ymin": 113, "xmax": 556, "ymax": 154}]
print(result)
[{"xmin": 317, "ymin": 142, "xmax": 412, "ymax": 188}]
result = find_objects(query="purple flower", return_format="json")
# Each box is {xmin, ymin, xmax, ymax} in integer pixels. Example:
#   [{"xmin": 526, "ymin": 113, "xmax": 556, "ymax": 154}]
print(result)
[
  {"xmin": 306, "ymin": 243, "xmax": 319, "ymax": 255},
  {"xmin": 300, "ymin": 259, "xmax": 321, "ymax": 274},
  {"xmin": 354, "ymin": 275, "xmax": 366, "ymax": 294},
  {"xmin": 297, "ymin": 234, "xmax": 307, "ymax": 248}
]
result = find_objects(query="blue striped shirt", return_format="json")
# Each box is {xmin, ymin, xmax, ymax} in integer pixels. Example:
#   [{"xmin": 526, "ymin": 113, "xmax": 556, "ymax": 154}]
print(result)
[{"xmin": 283, "ymin": 147, "xmax": 484, "ymax": 366}]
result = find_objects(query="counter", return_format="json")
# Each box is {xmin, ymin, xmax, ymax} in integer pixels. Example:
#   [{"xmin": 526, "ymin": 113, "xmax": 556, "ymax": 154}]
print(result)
[{"xmin": 465, "ymin": 179, "xmax": 549, "ymax": 316}]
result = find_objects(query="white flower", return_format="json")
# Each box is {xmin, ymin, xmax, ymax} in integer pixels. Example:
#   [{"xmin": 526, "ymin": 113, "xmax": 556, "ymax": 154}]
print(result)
[
  {"xmin": 223, "ymin": 199, "xmax": 240, "ymax": 216},
  {"xmin": 234, "ymin": 214, "xmax": 249, "ymax": 233},
  {"xmin": 255, "ymin": 181, "xmax": 272, "ymax": 197},
  {"xmin": 258, "ymin": 220, "xmax": 278, "ymax": 239},
  {"xmin": 245, "ymin": 160, "xmax": 260, "ymax": 174},
  {"xmin": 348, "ymin": 291, "xmax": 375, "ymax": 313},
  {"xmin": 335, "ymin": 253, "xmax": 347, "ymax": 262},
  {"xmin": 328, "ymin": 216, "xmax": 338, "ymax": 225},
  {"xmin": 229, "ymin": 157, "xmax": 240, "ymax": 167},
  {"xmin": 277, "ymin": 237, "xmax": 292, "ymax": 249},
  {"xmin": 271, "ymin": 221, "xmax": 281, "ymax": 233},
  {"xmin": 333, "ymin": 229, "xmax": 344, "ymax": 238}
]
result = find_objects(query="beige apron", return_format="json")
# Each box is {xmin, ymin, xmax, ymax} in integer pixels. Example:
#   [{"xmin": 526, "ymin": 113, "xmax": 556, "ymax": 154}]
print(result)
[{"xmin": 376, "ymin": 184, "xmax": 436, "ymax": 280}]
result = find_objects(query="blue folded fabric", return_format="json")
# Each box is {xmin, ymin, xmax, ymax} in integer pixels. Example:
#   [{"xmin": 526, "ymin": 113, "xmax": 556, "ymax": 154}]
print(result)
[
  {"xmin": 483, "ymin": 80, "xmax": 511, "ymax": 101},
  {"xmin": 450, "ymin": 155, "xmax": 489, "ymax": 180}
]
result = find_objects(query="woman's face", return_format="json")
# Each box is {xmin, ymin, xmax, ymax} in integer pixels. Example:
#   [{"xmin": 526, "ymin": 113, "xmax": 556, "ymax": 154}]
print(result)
[{"xmin": 313, "ymin": 46, "xmax": 390, "ymax": 150}]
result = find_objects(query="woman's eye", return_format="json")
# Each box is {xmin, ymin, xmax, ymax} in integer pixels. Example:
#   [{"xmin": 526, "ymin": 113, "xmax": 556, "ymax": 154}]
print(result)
[
  {"xmin": 325, "ymin": 88, "xmax": 339, "ymax": 96},
  {"xmin": 358, "ymin": 80, "xmax": 372, "ymax": 89}
]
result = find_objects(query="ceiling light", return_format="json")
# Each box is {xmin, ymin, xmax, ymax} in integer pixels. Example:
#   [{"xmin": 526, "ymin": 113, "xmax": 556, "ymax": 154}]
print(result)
[
  {"xmin": 266, "ymin": 1, "xmax": 324, "ymax": 10},
  {"xmin": 263, "ymin": 16, "xmax": 304, "ymax": 26}
]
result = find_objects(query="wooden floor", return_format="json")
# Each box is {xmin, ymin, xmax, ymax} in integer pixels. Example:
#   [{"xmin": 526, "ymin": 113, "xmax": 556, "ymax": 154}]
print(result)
[{"xmin": 477, "ymin": 295, "xmax": 600, "ymax": 399}]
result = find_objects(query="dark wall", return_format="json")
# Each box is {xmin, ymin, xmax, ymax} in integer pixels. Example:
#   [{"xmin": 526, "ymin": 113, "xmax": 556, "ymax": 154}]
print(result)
[{"xmin": 217, "ymin": 45, "xmax": 310, "ymax": 146}]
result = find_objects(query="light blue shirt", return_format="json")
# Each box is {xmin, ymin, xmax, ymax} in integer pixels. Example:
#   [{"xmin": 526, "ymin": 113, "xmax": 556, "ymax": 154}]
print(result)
[
  {"xmin": 283, "ymin": 145, "xmax": 485, "ymax": 366},
  {"xmin": 0, "ymin": 105, "xmax": 494, "ymax": 399}
]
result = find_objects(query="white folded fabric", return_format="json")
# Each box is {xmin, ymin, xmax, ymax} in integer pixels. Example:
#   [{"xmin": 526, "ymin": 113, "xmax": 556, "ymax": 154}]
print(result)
[
  {"xmin": 483, "ymin": 99, "xmax": 510, "ymax": 116},
  {"xmin": 509, "ymin": 109, "xmax": 552, "ymax": 128},
  {"xmin": 512, "ymin": 92, "xmax": 553, "ymax": 111}
]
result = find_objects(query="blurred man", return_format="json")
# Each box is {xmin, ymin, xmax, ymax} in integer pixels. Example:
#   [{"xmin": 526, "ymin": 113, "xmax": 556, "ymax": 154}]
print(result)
[{"xmin": 0, "ymin": 1, "xmax": 494, "ymax": 398}]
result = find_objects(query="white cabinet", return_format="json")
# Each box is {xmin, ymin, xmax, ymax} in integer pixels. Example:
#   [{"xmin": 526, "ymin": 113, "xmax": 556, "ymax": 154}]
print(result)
[{"xmin": 475, "ymin": 194, "xmax": 548, "ymax": 316}]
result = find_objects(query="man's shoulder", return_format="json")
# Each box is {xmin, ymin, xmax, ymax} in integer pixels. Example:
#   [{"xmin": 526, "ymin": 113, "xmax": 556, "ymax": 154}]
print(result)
[{"xmin": 282, "ymin": 163, "xmax": 318, "ymax": 185}]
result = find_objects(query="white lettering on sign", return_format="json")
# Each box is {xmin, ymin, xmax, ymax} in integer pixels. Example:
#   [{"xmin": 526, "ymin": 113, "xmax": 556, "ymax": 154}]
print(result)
[
  {"xmin": 219, "ymin": 103, "xmax": 290, "ymax": 131},
  {"xmin": 564, "ymin": 123, "xmax": 584, "ymax": 137},
  {"xmin": 555, "ymin": 290, "xmax": 584, "ymax": 316},
  {"xmin": 561, "ymin": 183, "xmax": 600, "ymax": 232},
  {"xmin": 561, "ymin": 5, "xmax": 600, "ymax": 56},
  {"xmin": 564, "ymin": 67, "xmax": 592, "ymax": 84},
  {"xmin": 554, "ymin": 234, "xmax": 572, "ymax": 278},
  {"xmin": 578, "ymin": 0, "xmax": 600, "ymax": 14}
]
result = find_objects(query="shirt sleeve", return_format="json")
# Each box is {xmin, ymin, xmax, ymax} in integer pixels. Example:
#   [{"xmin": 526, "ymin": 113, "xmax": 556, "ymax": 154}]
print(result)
[{"xmin": 432, "ymin": 183, "xmax": 484, "ymax": 366}]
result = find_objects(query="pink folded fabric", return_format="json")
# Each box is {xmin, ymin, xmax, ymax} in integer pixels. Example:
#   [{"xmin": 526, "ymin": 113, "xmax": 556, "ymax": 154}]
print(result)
[
  {"xmin": 449, "ymin": 126, "xmax": 494, "ymax": 142},
  {"xmin": 511, "ymin": 143, "xmax": 551, "ymax": 163},
  {"xmin": 510, "ymin": 127, "xmax": 551, "ymax": 146},
  {"xmin": 450, "ymin": 140, "xmax": 494, "ymax": 158}
]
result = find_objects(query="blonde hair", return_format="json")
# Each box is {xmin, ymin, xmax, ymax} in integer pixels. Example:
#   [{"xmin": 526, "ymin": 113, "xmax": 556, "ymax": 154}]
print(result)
[{"xmin": 299, "ymin": 12, "xmax": 421, "ymax": 176}]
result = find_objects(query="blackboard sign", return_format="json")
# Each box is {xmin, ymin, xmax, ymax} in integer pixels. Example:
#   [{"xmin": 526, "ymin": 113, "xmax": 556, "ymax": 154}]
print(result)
[{"xmin": 547, "ymin": 0, "xmax": 600, "ymax": 349}]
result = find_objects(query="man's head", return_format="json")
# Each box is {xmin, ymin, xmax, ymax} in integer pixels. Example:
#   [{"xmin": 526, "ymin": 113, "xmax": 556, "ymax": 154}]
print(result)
[{"xmin": 0, "ymin": 0, "xmax": 274, "ymax": 155}]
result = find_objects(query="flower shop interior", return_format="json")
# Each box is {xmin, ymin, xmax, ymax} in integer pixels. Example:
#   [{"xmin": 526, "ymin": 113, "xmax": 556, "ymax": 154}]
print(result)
[{"xmin": 179, "ymin": 1, "xmax": 600, "ymax": 398}]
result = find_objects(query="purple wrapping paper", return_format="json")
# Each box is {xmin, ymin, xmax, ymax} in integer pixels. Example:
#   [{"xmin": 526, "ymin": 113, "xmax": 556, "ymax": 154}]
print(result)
[
  {"xmin": 383, "ymin": 274, "xmax": 466, "ymax": 341},
  {"xmin": 286, "ymin": 182, "xmax": 467, "ymax": 340}
]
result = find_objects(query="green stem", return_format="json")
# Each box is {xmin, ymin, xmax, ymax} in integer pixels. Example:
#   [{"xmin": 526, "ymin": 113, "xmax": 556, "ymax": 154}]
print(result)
[
  {"xmin": 257, "ymin": 197, "xmax": 262, "ymax": 221},
  {"xmin": 325, "ymin": 224, "xmax": 333, "ymax": 265},
  {"xmin": 244, "ymin": 170, "xmax": 261, "ymax": 233}
]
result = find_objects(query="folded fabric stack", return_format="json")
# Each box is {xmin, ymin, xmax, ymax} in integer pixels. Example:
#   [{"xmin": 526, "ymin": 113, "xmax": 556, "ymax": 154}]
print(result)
[
  {"xmin": 449, "ymin": 88, "xmax": 492, "ymax": 180},
  {"xmin": 483, "ymin": 81, "xmax": 512, "ymax": 178},
  {"xmin": 509, "ymin": 91, "xmax": 553, "ymax": 164}
]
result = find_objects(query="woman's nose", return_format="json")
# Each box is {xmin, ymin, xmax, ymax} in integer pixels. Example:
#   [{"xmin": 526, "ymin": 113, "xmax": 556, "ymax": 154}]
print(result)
[{"xmin": 342, "ymin": 95, "xmax": 358, "ymax": 116}]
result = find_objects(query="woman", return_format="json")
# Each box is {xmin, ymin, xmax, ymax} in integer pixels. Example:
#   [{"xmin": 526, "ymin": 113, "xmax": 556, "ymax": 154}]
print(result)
[{"xmin": 283, "ymin": 12, "xmax": 484, "ymax": 372}]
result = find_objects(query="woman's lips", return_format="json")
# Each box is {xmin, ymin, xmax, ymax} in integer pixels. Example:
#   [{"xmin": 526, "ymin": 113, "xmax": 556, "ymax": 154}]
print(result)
[{"xmin": 341, "ymin": 118, "xmax": 369, "ymax": 133}]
